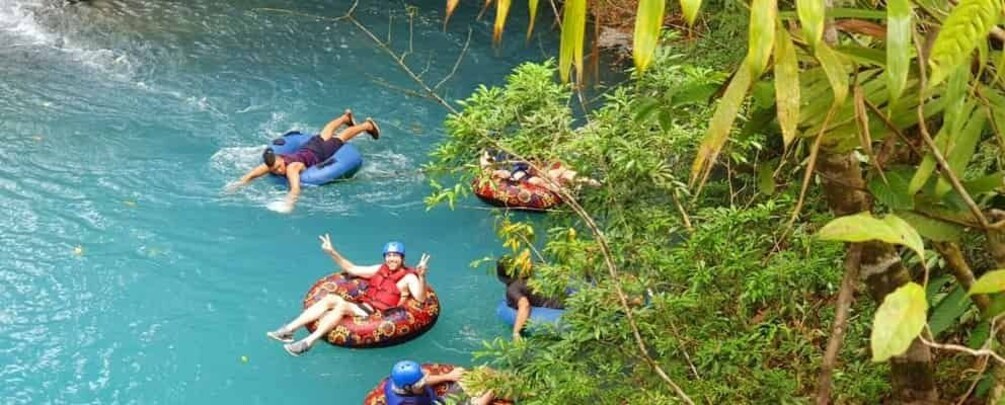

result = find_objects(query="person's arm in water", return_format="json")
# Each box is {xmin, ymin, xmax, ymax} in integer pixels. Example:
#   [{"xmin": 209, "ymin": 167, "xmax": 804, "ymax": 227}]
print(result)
[
  {"xmin": 228, "ymin": 164, "xmax": 270, "ymax": 190},
  {"xmin": 513, "ymin": 296, "xmax": 531, "ymax": 341},
  {"xmin": 282, "ymin": 163, "xmax": 304, "ymax": 210},
  {"xmin": 396, "ymin": 254, "xmax": 430, "ymax": 305},
  {"xmin": 318, "ymin": 234, "xmax": 381, "ymax": 277}
]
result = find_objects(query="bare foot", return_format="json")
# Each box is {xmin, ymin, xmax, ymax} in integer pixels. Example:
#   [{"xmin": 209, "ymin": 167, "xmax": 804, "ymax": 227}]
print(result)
[{"xmin": 364, "ymin": 118, "xmax": 380, "ymax": 140}]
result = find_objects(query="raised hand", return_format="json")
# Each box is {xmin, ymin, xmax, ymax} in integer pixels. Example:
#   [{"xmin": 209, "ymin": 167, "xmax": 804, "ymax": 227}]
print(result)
[
  {"xmin": 318, "ymin": 233, "xmax": 335, "ymax": 253},
  {"xmin": 416, "ymin": 253, "xmax": 431, "ymax": 276}
]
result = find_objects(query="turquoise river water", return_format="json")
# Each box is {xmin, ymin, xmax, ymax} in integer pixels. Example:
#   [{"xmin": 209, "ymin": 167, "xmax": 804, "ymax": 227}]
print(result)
[{"xmin": 0, "ymin": 0, "xmax": 561, "ymax": 402}]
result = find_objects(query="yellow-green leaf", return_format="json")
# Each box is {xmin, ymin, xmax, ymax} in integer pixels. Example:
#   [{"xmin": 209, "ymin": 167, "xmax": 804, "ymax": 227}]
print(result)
[
  {"xmin": 871, "ymin": 282, "xmax": 928, "ymax": 362},
  {"xmin": 493, "ymin": 0, "xmax": 512, "ymax": 44},
  {"xmin": 886, "ymin": 0, "xmax": 912, "ymax": 107},
  {"xmin": 681, "ymin": 0, "xmax": 702, "ymax": 26},
  {"xmin": 882, "ymin": 213, "xmax": 925, "ymax": 261},
  {"xmin": 747, "ymin": 0, "xmax": 777, "ymax": 77},
  {"xmin": 797, "ymin": 0, "xmax": 825, "ymax": 48},
  {"xmin": 526, "ymin": 0, "xmax": 539, "ymax": 40},
  {"xmin": 935, "ymin": 105, "xmax": 986, "ymax": 197},
  {"xmin": 634, "ymin": 0, "xmax": 667, "ymax": 72},
  {"xmin": 969, "ymin": 270, "xmax": 1005, "ymax": 295},
  {"xmin": 559, "ymin": 0, "xmax": 587, "ymax": 83},
  {"xmin": 819, "ymin": 212, "xmax": 899, "ymax": 243},
  {"xmin": 690, "ymin": 60, "xmax": 753, "ymax": 186},
  {"xmin": 928, "ymin": 0, "xmax": 1001, "ymax": 86},
  {"xmin": 775, "ymin": 25, "xmax": 800, "ymax": 147},
  {"xmin": 815, "ymin": 44, "xmax": 849, "ymax": 105}
]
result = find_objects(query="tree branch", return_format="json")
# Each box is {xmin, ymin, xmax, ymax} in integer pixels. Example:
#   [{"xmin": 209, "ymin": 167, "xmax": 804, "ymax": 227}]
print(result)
[{"xmin": 816, "ymin": 243, "xmax": 862, "ymax": 404}]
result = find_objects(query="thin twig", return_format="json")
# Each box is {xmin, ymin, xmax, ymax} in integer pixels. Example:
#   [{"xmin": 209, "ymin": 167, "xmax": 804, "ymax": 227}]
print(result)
[
  {"xmin": 434, "ymin": 28, "xmax": 474, "ymax": 91},
  {"xmin": 955, "ymin": 355, "xmax": 991, "ymax": 405},
  {"xmin": 816, "ymin": 243, "xmax": 862, "ymax": 404},
  {"xmin": 919, "ymin": 336, "xmax": 1005, "ymax": 365},
  {"xmin": 787, "ymin": 104, "xmax": 836, "ymax": 231},
  {"xmin": 913, "ymin": 34, "xmax": 991, "ymax": 229}
]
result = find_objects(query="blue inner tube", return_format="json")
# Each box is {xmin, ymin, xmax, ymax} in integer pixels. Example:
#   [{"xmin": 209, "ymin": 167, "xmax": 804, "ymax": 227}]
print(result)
[
  {"xmin": 267, "ymin": 131, "xmax": 363, "ymax": 186},
  {"xmin": 495, "ymin": 299, "xmax": 565, "ymax": 334}
]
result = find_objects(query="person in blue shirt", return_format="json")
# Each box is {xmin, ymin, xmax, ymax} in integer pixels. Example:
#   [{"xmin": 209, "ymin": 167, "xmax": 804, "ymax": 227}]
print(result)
[{"xmin": 384, "ymin": 361, "xmax": 495, "ymax": 405}]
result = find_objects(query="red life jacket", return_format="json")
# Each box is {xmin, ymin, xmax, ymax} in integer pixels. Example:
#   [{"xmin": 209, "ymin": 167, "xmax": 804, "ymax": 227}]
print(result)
[{"xmin": 363, "ymin": 264, "xmax": 417, "ymax": 311}]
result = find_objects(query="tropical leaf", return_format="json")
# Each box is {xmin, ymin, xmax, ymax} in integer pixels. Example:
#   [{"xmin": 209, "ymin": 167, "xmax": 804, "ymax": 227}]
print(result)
[
  {"xmin": 747, "ymin": 0, "xmax": 777, "ymax": 77},
  {"xmin": 797, "ymin": 0, "xmax": 825, "ymax": 48},
  {"xmin": 928, "ymin": 0, "xmax": 1001, "ymax": 86},
  {"xmin": 559, "ymin": 0, "xmax": 587, "ymax": 83},
  {"xmin": 871, "ymin": 282, "xmax": 927, "ymax": 362},
  {"xmin": 815, "ymin": 44, "xmax": 849, "ymax": 105},
  {"xmin": 908, "ymin": 125, "xmax": 950, "ymax": 195},
  {"xmin": 775, "ymin": 26, "xmax": 800, "ymax": 147},
  {"xmin": 868, "ymin": 170, "xmax": 914, "ymax": 210},
  {"xmin": 886, "ymin": 0, "xmax": 913, "ymax": 107},
  {"xmin": 934, "ymin": 106, "xmax": 986, "ymax": 197},
  {"xmin": 895, "ymin": 210, "xmax": 963, "ymax": 242},
  {"xmin": 928, "ymin": 285, "xmax": 970, "ymax": 336},
  {"xmin": 493, "ymin": 0, "xmax": 512, "ymax": 44},
  {"xmin": 970, "ymin": 270, "xmax": 1005, "ymax": 295},
  {"xmin": 526, "ymin": 0, "xmax": 539, "ymax": 40},
  {"xmin": 634, "ymin": 0, "xmax": 667, "ymax": 72},
  {"xmin": 690, "ymin": 61, "xmax": 753, "ymax": 186},
  {"xmin": 962, "ymin": 171, "xmax": 1005, "ymax": 194},
  {"xmin": 446, "ymin": 0, "xmax": 461, "ymax": 26},
  {"xmin": 681, "ymin": 0, "xmax": 702, "ymax": 26},
  {"xmin": 818, "ymin": 212, "xmax": 925, "ymax": 259}
]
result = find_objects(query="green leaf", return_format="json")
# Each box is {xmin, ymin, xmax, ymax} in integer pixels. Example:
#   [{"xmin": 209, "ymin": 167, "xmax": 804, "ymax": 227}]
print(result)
[
  {"xmin": 797, "ymin": 0, "xmax": 825, "ymax": 48},
  {"xmin": 962, "ymin": 171, "xmax": 1004, "ymax": 194},
  {"xmin": 775, "ymin": 26, "xmax": 800, "ymax": 147},
  {"xmin": 871, "ymin": 282, "xmax": 928, "ymax": 362},
  {"xmin": 928, "ymin": 0, "xmax": 1002, "ymax": 86},
  {"xmin": 756, "ymin": 162, "xmax": 776, "ymax": 195},
  {"xmin": 895, "ymin": 211, "xmax": 964, "ymax": 242},
  {"xmin": 559, "ymin": 0, "xmax": 587, "ymax": 83},
  {"xmin": 633, "ymin": 97, "xmax": 662, "ymax": 123},
  {"xmin": 886, "ymin": 0, "xmax": 913, "ymax": 107},
  {"xmin": 908, "ymin": 125, "xmax": 949, "ymax": 195},
  {"xmin": 681, "ymin": 0, "xmax": 702, "ymax": 26},
  {"xmin": 690, "ymin": 61, "xmax": 753, "ymax": 186},
  {"xmin": 925, "ymin": 274, "xmax": 952, "ymax": 304},
  {"xmin": 526, "ymin": 0, "xmax": 539, "ymax": 40},
  {"xmin": 747, "ymin": 0, "xmax": 776, "ymax": 77},
  {"xmin": 928, "ymin": 285, "xmax": 970, "ymax": 336},
  {"xmin": 868, "ymin": 170, "xmax": 914, "ymax": 210},
  {"xmin": 634, "ymin": 0, "xmax": 666, "ymax": 72},
  {"xmin": 882, "ymin": 214, "xmax": 925, "ymax": 261},
  {"xmin": 967, "ymin": 320, "xmax": 991, "ymax": 348},
  {"xmin": 815, "ymin": 44, "xmax": 849, "ymax": 105},
  {"xmin": 935, "ymin": 105, "xmax": 986, "ymax": 197},
  {"xmin": 969, "ymin": 270, "xmax": 1005, "ymax": 295}
]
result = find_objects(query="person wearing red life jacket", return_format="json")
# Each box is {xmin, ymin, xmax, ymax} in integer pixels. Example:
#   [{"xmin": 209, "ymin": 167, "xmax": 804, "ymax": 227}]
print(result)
[{"xmin": 266, "ymin": 235, "xmax": 429, "ymax": 356}]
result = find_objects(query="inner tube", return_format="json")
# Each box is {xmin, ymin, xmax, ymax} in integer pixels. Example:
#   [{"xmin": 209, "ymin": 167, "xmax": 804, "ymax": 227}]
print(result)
[
  {"xmin": 301, "ymin": 272, "xmax": 439, "ymax": 348},
  {"xmin": 471, "ymin": 177, "xmax": 561, "ymax": 211},
  {"xmin": 268, "ymin": 131, "xmax": 363, "ymax": 186},
  {"xmin": 363, "ymin": 363, "xmax": 513, "ymax": 405},
  {"xmin": 495, "ymin": 299, "xmax": 565, "ymax": 335}
]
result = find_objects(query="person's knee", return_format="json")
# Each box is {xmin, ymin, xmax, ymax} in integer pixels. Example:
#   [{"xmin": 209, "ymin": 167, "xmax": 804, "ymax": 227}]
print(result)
[{"xmin": 321, "ymin": 294, "xmax": 344, "ymax": 308}]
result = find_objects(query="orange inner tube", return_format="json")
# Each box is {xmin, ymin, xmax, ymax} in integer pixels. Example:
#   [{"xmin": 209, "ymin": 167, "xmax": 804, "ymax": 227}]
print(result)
[
  {"xmin": 363, "ymin": 363, "xmax": 514, "ymax": 405},
  {"xmin": 471, "ymin": 177, "xmax": 561, "ymax": 210}
]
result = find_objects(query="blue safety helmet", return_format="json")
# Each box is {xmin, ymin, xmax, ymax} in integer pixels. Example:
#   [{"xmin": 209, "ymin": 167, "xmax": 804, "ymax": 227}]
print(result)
[
  {"xmin": 390, "ymin": 360, "xmax": 424, "ymax": 390},
  {"xmin": 383, "ymin": 241, "xmax": 406, "ymax": 257}
]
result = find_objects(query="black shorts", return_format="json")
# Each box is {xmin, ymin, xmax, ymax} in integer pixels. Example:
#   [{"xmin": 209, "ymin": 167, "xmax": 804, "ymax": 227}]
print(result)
[{"xmin": 305, "ymin": 136, "xmax": 345, "ymax": 163}]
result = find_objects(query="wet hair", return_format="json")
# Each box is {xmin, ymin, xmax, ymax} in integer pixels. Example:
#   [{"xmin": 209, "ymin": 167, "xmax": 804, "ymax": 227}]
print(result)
[
  {"xmin": 262, "ymin": 148, "xmax": 276, "ymax": 167},
  {"xmin": 496, "ymin": 257, "xmax": 515, "ymax": 285}
]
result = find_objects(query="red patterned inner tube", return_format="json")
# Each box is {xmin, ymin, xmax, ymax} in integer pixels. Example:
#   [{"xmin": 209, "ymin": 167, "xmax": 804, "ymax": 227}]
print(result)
[
  {"xmin": 471, "ymin": 177, "xmax": 561, "ymax": 211},
  {"xmin": 363, "ymin": 363, "xmax": 513, "ymax": 405},
  {"xmin": 302, "ymin": 272, "xmax": 440, "ymax": 348}
]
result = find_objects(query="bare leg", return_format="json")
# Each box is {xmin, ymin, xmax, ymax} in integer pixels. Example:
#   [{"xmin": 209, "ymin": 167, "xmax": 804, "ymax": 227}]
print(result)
[
  {"xmin": 279, "ymin": 294, "xmax": 345, "ymax": 333},
  {"xmin": 318, "ymin": 110, "xmax": 356, "ymax": 141},
  {"xmin": 301, "ymin": 305, "xmax": 351, "ymax": 347},
  {"xmin": 336, "ymin": 119, "xmax": 380, "ymax": 142}
]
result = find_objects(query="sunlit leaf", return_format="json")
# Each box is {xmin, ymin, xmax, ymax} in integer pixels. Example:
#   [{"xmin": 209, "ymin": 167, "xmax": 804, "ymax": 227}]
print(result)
[
  {"xmin": 871, "ymin": 282, "xmax": 927, "ymax": 362},
  {"xmin": 882, "ymin": 213, "xmax": 925, "ymax": 260},
  {"xmin": 935, "ymin": 106, "xmax": 986, "ymax": 197},
  {"xmin": 681, "ymin": 0, "xmax": 702, "ymax": 26},
  {"xmin": 774, "ymin": 26, "xmax": 800, "ymax": 147},
  {"xmin": 818, "ymin": 212, "xmax": 924, "ymax": 259},
  {"xmin": 747, "ymin": 0, "xmax": 777, "ymax": 77},
  {"xmin": 797, "ymin": 0, "xmax": 825, "ymax": 48},
  {"xmin": 690, "ymin": 60, "xmax": 753, "ymax": 186},
  {"xmin": 814, "ymin": 44, "xmax": 849, "ymax": 105},
  {"xmin": 970, "ymin": 270, "xmax": 1005, "ymax": 295},
  {"xmin": 559, "ymin": 0, "xmax": 587, "ymax": 83},
  {"xmin": 928, "ymin": 0, "xmax": 1001, "ymax": 86},
  {"xmin": 895, "ymin": 211, "xmax": 963, "ymax": 242},
  {"xmin": 493, "ymin": 0, "xmax": 512, "ymax": 44},
  {"xmin": 886, "ymin": 0, "xmax": 912, "ymax": 107},
  {"xmin": 445, "ymin": 0, "xmax": 461, "ymax": 26},
  {"xmin": 526, "ymin": 0, "xmax": 539, "ymax": 40},
  {"xmin": 634, "ymin": 0, "xmax": 667, "ymax": 72}
]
